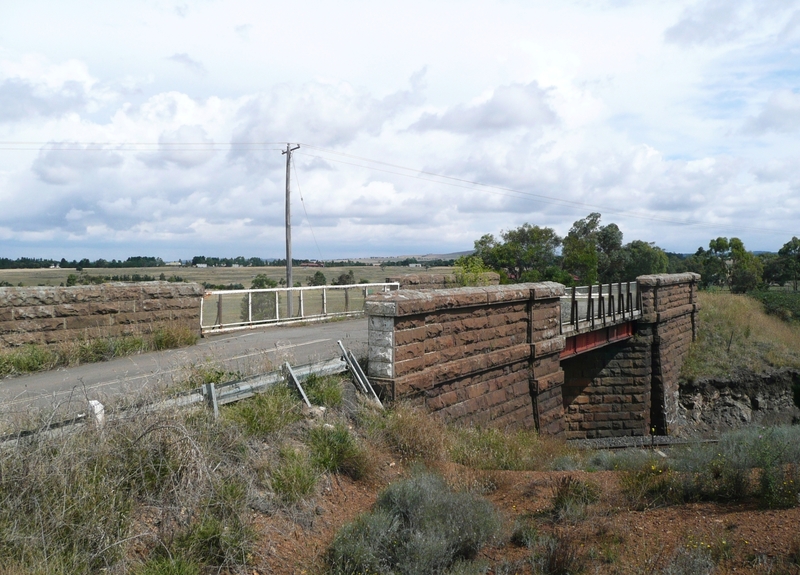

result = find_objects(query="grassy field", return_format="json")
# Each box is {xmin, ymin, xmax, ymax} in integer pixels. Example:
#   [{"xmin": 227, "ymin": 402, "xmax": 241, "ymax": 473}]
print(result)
[
  {"xmin": 681, "ymin": 290, "xmax": 800, "ymax": 381},
  {"xmin": 0, "ymin": 265, "xmax": 454, "ymax": 288}
]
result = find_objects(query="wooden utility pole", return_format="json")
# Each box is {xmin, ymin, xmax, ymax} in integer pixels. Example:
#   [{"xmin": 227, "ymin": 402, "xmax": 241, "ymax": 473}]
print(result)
[{"xmin": 282, "ymin": 143, "xmax": 300, "ymax": 316}]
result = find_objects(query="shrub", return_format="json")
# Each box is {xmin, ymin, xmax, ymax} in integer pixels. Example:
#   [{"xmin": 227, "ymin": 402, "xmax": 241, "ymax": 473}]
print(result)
[
  {"xmin": 510, "ymin": 513, "xmax": 539, "ymax": 548},
  {"xmin": 307, "ymin": 423, "xmax": 370, "ymax": 480},
  {"xmin": 660, "ymin": 544, "xmax": 714, "ymax": 575},
  {"xmin": 327, "ymin": 471, "xmax": 501, "ymax": 574},
  {"xmin": 270, "ymin": 447, "xmax": 318, "ymax": 504}
]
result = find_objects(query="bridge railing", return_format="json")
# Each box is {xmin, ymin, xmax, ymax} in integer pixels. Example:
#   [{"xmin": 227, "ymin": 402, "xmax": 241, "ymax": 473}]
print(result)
[
  {"xmin": 560, "ymin": 281, "xmax": 641, "ymax": 334},
  {"xmin": 200, "ymin": 282, "xmax": 400, "ymax": 334}
]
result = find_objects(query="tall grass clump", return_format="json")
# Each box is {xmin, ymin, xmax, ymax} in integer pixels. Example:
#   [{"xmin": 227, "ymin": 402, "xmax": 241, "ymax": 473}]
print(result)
[
  {"xmin": 0, "ymin": 407, "xmax": 254, "ymax": 573},
  {"xmin": 327, "ymin": 471, "xmax": 501, "ymax": 574},
  {"xmin": 681, "ymin": 291, "xmax": 800, "ymax": 381},
  {"xmin": 307, "ymin": 423, "xmax": 371, "ymax": 480},
  {"xmin": 270, "ymin": 447, "xmax": 318, "ymax": 504},
  {"xmin": 449, "ymin": 426, "xmax": 573, "ymax": 471},
  {"xmin": 223, "ymin": 384, "xmax": 303, "ymax": 436},
  {"xmin": 359, "ymin": 402, "xmax": 448, "ymax": 463},
  {"xmin": 303, "ymin": 373, "xmax": 344, "ymax": 407}
]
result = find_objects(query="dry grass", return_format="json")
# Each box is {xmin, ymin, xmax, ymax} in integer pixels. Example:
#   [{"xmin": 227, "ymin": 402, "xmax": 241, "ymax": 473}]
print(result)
[{"xmin": 681, "ymin": 291, "xmax": 800, "ymax": 381}]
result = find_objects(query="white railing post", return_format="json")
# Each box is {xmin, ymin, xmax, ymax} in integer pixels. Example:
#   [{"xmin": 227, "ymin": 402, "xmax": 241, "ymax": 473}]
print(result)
[
  {"xmin": 323, "ymin": 288, "xmax": 327, "ymax": 315},
  {"xmin": 299, "ymin": 290, "xmax": 304, "ymax": 318},
  {"xmin": 248, "ymin": 292, "xmax": 252, "ymax": 323}
]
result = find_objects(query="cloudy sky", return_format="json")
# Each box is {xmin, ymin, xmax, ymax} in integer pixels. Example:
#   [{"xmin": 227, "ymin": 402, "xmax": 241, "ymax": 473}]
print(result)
[{"xmin": 1, "ymin": 0, "xmax": 799, "ymax": 261}]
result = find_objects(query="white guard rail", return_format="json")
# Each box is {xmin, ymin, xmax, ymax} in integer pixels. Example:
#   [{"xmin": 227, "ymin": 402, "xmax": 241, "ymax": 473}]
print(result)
[
  {"xmin": 560, "ymin": 281, "xmax": 641, "ymax": 334},
  {"xmin": 200, "ymin": 282, "xmax": 400, "ymax": 334}
]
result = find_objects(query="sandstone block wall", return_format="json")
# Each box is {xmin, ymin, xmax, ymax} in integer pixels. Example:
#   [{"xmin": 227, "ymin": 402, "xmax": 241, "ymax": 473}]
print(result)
[
  {"xmin": 637, "ymin": 272, "xmax": 700, "ymax": 434},
  {"xmin": 366, "ymin": 283, "xmax": 564, "ymax": 431},
  {"xmin": 562, "ymin": 335, "xmax": 652, "ymax": 439},
  {"xmin": 386, "ymin": 272, "xmax": 500, "ymax": 290},
  {"xmin": 0, "ymin": 282, "xmax": 204, "ymax": 348}
]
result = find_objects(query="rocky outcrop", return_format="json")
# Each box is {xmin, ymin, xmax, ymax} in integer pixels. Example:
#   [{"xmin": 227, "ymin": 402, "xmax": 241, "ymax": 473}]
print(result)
[{"xmin": 676, "ymin": 368, "xmax": 800, "ymax": 436}]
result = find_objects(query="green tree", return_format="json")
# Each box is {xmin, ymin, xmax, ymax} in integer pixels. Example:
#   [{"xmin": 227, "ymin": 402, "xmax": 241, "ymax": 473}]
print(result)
[
  {"xmin": 453, "ymin": 255, "xmax": 494, "ymax": 286},
  {"xmin": 729, "ymin": 238, "xmax": 763, "ymax": 293},
  {"xmin": 332, "ymin": 270, "xmax": 356, "ymax": 285},
  {"xmin": 472, "ymin": 223, "xmax": 562, "ymax": 282},
  {"xmin": 240, "ymin": 274, "xmax": 278, "ymax": 322},
  {"xmin": 307, "ymin": 271, "xmax": 327, "ymax": 286},
  {"xmin": 778, "ymin": 237, "xmax": 800, "ymax": 291},
  {"xmin": 621, "ymin": 240, "xmax": 669, "ymax": 278},
  {"xmin": 562, "ymin": 213, "xmax": 602, "ymax": 284}
]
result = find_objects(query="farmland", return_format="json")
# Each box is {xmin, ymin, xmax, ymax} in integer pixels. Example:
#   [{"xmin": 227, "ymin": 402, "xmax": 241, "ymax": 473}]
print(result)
[{"xmin": 0, "ymin": 265, "xmax": 454, "ymax": 288}]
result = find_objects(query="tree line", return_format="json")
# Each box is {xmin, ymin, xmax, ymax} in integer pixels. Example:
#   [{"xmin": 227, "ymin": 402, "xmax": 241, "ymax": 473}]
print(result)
[{"xmin": 462, "ymin": 212, "xmax": 800, "ymax": 292}]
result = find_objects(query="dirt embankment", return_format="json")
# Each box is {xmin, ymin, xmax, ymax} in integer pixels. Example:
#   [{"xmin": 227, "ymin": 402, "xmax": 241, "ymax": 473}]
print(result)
[{"xmin": 677, "ymin": 368, "xmax": 800, "ymax": 436}]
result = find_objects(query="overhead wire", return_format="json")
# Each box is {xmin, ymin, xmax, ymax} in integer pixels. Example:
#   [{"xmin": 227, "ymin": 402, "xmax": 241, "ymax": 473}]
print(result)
[{"xmin": 291, "ymin": 157, "xmax": 325, "ymax": 262}]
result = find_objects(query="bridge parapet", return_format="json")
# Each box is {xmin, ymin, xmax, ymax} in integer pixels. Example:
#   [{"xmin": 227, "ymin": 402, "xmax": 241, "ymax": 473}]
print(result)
[
  {"xmin": 365, "ymin": 273, "xmax": 700, "ymax": 437},
  {"xmin": 365, "ymin": 283, "xmax": 566, "ymax": 432}
]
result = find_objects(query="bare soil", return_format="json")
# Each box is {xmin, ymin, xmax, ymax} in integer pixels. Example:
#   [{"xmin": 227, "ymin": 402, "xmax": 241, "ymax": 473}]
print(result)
[{"xmin": 245, "ymin": 448, "xmax": 800, "ymax": 575}]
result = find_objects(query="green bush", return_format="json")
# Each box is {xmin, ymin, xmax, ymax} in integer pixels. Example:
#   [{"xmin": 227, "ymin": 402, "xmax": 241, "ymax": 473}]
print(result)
[
  {"xmin": 750, "ymin": 290, "xmax": 800, "ymax": 323},
  {"xmin": 529, "ymin": 531, "xmax": 585, "ymax": 575},
  {"xmin": 152, "ymin": 324, "xmax": 199, "ymax": 350},
  {"xmin": 360, "ymin": 403, "xmax": 447, "ymax": 463},
  {"xmin": 327, "ymin": 471, "xmax": 501, "ymax": 575},
  {"xmin": 308, "ymin": 423, "xmax": 370, "ymax": 480}
]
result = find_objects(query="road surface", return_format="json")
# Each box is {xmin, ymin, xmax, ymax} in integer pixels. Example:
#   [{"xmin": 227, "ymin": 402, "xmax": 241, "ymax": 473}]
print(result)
[{"xmin": 0, "ymin": 318, "xmax": 367, "ymax": 418}]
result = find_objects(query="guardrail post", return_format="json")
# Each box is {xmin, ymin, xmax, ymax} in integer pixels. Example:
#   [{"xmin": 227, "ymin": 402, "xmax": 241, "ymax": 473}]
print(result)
[
  {"xmin": 599, "ymin": 283, "xmax": 605, "ymax": 326},
  {"xmin": 322, "ymin": 288, "xmax": 327, "ymax": 315},
  {"xmin": 215, "ymin": 295, "xmax": 222, "ymax": 328},
  {"xmin": 587, "ymin": 284, "xmax": 594, "ymax": 327},
  {"xmin": 345, "ymin": 288, "xmax": 350, "ymax": 312},
  {"xmin": 248, "ymin": 292, "xmax": 252, "ymax": 323},
  {"xmin": 275, "ymin": 292, "xmax": 280, "ymax": 321},
  {"xmin": 299, "ymin": 290, "xmax": 304, "ymax": 318}
]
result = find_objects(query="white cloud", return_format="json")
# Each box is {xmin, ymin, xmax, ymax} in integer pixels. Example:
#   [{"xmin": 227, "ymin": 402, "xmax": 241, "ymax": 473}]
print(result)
[
  {"xmin": 0, "ymin": 1, "xmax": 799, "ymax": 260},
  {"xmin": 166, "ymin": 53, "xmax": 207, "ymax": 75}
]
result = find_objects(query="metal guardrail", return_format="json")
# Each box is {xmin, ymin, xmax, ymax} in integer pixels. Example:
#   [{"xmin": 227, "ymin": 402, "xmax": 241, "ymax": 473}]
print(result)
[
  {"xmin": 200, "ymin": 282, "xmax": 400, "ymax": 334},
  {"xmin": 2, "ymin": 356, "xmax": 353, "ymax": 445},
  {"xmin": 560, "ymin": 281, "xmax": 641, "ymax": 334}
]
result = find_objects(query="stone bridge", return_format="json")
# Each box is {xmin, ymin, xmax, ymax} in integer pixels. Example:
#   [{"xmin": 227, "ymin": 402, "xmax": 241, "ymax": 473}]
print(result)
[{"xmin": 365, "ymin": 273, "xmax": 699, "ymax": 438}]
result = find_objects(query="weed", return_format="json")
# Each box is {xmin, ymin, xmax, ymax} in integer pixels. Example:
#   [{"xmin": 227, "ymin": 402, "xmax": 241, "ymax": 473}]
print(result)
[
  {"xmin": 307, "ymin": 423, "xmax": 371, "ymax": 480},
  {"xmin": 661, "ymin": 543, "xmax": 714, "ymax": 575},
  {"xmin": 511, "ymin": 513, "xmax": 540, "ymax": 548},
  {"xmin": 152, "ymin": 324, "xmax": 199, "ymax": 350},
  {"xmin": 0, "ymin": 324, "xmax": 198, "ymax": 378},
  {"xmin": 620, "ymin": 460, "xmax": 683, "ymax": 509},
  {"xmin": 270, "ymin": 447, "xmax": 318, "ymax": 504},
  {"xmin": 303, "ymin": 373, "xmax": 344, "ymax": 407},
  {"xmin": 132, "ymin": 557, "xmax": 201, "ymax": 575},
  {"xmin": 551, "ymin": 476, "xmax": 600, "ymax": 522},
  {"xmin": 327, "ymin": 471, "xmax": 501, "ymax": 574},
  {"xmin": 223, "ymin": 384, "xmax": 303, "ymax": 436},
  {"xmin": 450, "ymin": 426, "xmax": 572, "ymax": 471},
  {"xmin": 361, "ymin": 402, "xmax": 448, "ymax": 462},
  {"xmin": 530, "ymin": 531, "xmax": 584, "ymax": 575}
]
